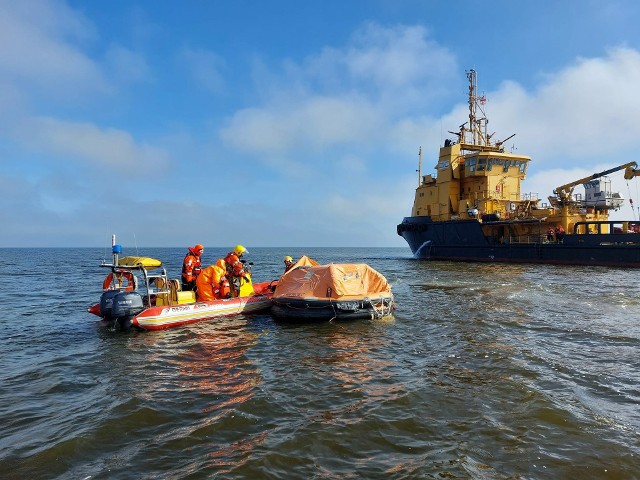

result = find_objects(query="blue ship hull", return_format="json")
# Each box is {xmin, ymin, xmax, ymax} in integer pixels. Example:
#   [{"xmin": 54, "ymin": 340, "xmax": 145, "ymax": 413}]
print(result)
[{"xmin": 398, "ymin": 216, "xmax": 640, "ymax": 267}]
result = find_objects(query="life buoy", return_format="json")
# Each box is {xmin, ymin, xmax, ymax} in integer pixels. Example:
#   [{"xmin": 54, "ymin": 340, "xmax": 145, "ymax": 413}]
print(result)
[{"xmin": 103, "ymin": 271, "xmax": 136, "ymax": 291}]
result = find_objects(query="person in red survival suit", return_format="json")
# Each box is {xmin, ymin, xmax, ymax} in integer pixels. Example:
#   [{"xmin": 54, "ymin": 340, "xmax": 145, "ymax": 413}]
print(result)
[
  {"xmin": 224, "ymin": 245, "xmax": 251, "ymax": 297},
  {"xmin": 182, "ymin": 244, "xmax": 204, "ymax": 291}
]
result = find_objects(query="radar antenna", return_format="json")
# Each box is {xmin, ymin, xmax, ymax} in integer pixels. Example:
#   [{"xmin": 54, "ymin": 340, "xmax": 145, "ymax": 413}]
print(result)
[{"xmin": 465, "ymin": 69, "xmax": 489, "ymax": 146}]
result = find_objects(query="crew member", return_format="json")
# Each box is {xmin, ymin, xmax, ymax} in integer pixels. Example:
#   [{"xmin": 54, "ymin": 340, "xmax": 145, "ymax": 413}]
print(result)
[
  {"xmin": 546, "ymin": 227, "xmax": 555, "ymax": 243},
  {"xmin": 555, "ymin": 225, "xmax": 565, "ymax": 243},
  {"xmin": 224, "ymin": 245, "xmax": 249, "ymax": 279},
  {"xmin": 182, "ymin": 244, "xmax": 204, "ymax": 291},
  {"xmin": 196, "ymin": 259, "xmax": 230, "ymax": 301},
  {"xmin": 283, "ymin": 255, "xmax": 295, "ymax": 272}
]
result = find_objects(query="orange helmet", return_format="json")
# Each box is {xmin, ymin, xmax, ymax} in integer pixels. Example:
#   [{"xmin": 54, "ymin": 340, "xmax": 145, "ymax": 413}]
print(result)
[{"xmin": 194, "ymin": 244, "xmax": 204, "ymax": 254}]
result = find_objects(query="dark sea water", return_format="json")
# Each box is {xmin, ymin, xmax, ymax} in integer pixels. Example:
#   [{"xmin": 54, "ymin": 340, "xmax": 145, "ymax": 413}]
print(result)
[{"xmin": 1, "ymin": 247, "xmax": 639, "ymax": 479}]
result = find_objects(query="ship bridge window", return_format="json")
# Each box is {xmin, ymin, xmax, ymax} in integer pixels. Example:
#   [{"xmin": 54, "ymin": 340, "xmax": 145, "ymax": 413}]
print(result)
[
  {"xmin": 477, "ymin": 158, "xmax": 486, "ymax": 171},
  {"xmin": 438, "ymin": 160, "xmax": 450, "ymax": 169},
  {"xmin": 519, "ymin": 162, "xmax": 527, "ymax": 173},
  {"xmin": 468, "ymin": 158, "xmax": 476, "ymax": 172},
  {"xmin": 487, "ymin": 157, "xmax": 512, "ymax": 171}
]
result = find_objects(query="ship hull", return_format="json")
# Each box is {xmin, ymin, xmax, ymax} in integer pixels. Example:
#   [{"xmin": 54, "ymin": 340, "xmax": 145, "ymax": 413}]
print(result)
[{"xmin": 398, "ymin": 217, "xmax": 640, "ymax": 267}]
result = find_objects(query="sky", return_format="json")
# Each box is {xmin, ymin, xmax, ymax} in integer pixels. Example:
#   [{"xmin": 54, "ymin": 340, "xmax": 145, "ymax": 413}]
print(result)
[{"xmin": 3, "ymin": 0, "xmax": 640, "ymax": 248}]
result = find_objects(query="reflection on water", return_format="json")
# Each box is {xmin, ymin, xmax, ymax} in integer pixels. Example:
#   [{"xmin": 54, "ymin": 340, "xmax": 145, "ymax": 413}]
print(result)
[{"xmin": 0, "ymin": 248, "xmax": 639, "ymax": 479}]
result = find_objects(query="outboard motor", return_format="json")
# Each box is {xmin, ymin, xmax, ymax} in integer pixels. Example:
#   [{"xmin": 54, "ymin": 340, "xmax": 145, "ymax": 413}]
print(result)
[
  {"xmin": 111, "ymin": 291, "xmax": 145, "ymax": 330},
  {"xmin": 99, "ymin": 289, "xmax": 121, "ymax": 320}
]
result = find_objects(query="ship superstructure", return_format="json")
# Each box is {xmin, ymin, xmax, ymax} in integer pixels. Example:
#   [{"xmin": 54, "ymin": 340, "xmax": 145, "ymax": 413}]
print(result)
[{"xmin": 398, "ymin": 69, "xmax": 640, "ymax": 266}]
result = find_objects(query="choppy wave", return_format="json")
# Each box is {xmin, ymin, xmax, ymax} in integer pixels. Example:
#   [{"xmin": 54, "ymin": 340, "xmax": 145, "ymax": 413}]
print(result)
[{"xmin": 0, "ymin": 248, "xmax": 638, "ymax": 479}]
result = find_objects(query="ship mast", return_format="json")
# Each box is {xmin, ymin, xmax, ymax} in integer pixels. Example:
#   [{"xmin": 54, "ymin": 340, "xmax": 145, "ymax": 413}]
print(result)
[
  {"xmin": 459, "ymin": 69, "xmax": 511, "ymax": 152},
  {"xmin": 417, "ymin": 146, "xmax": 422, "ymax": 186},
  {"xmin": 466, "ymin": 69, "xmax": 489, "ymax": 146}
]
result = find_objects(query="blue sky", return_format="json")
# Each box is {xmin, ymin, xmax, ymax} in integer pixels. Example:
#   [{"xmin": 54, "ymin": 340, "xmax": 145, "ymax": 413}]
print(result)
[{"xmin": 3, "ymin": 0, "xmax": 640, "ymax": 247}]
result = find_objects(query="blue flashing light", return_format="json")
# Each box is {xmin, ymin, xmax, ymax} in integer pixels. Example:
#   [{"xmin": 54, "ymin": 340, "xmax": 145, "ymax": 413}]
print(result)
[{"xmin": 112, "ymin": 244, "xmax": 122, "ymax": 254}]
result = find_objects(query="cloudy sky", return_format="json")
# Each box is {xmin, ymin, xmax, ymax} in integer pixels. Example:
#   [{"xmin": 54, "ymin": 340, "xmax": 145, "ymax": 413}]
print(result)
[{"xmin": 3, "ymin": 0, "xmax": 640, "ymax": 247}]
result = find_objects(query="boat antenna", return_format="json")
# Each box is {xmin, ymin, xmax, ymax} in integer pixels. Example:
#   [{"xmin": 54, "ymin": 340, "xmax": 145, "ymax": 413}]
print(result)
[
  {"xmin": 417, "ymin": 146, "xmax": 422, "ymax": 187},
  {"xmin": 111, "ymin": 234, "xmax": 121, "ymax": 266}
]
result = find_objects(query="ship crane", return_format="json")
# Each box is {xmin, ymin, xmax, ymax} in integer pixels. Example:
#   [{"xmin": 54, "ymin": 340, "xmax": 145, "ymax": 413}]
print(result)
[{"xmin": 553, "ymin": 161, "xmax": 639, "ymax": 204}]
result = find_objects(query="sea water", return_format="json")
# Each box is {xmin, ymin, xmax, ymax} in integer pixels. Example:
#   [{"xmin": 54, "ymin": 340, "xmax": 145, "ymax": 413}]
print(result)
[{"xmin": 0, "ymin": 247, "xmax": 639, "ymax": 479}]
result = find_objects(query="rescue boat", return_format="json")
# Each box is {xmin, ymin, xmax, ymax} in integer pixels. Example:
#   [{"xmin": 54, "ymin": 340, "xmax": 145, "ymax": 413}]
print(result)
[
  {"xmin": 270, "ymin": 257, "xmax": 395, "ymax": 321},
  {"xmin": 88, "ymin": 236, "xmax": 276, "ymax": 331}
]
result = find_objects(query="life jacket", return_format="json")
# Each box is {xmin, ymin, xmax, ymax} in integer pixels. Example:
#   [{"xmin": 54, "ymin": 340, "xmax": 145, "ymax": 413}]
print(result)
[
  {"xmin": 224, "ymin": 251, "xmax": 246, "ymax": 278},
  {"xmin": 182, "ymin": 248, "xmax": 202, "ymax": 283}
]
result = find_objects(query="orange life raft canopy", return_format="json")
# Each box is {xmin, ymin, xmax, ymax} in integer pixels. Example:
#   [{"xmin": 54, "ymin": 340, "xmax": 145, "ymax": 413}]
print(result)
[{"xmin": 274, "ymin": 262, "xmax": 392, "ymax": 301}]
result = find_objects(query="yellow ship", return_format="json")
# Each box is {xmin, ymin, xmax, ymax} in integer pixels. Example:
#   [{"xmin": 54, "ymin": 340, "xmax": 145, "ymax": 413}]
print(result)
[{"xmin": 397, "ymin": 69, "xmax": 640, "ymax": 266}]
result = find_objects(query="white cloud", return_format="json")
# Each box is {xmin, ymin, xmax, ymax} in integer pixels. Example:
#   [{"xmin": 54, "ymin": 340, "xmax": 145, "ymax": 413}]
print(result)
[
  {"xmin": 16, "ymin": 116, "xmax": 171, "ymax": 171},
  {"xmin": 479, "ymin": 47, "xmax": 640, "ymax": 163},
  {"xmin": 0, "ymin": 0, "xmax": 110, "ymax": 98},
  {"xmin": 220, "ymin": 23, "xmax": 458, "ymax": 176},
  {"xmin": 345, "ymin": 23, "xmax": 455, "ymax": 93},
  {"xmin": 221, "ymin": 95, "xmax": 380, "ymax": 156}
]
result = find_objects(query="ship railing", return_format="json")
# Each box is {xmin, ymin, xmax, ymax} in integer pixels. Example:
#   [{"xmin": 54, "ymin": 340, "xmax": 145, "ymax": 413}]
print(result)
[{"xmin": 506, "ymin": 234, "xmax": 547, "ymax": 245}]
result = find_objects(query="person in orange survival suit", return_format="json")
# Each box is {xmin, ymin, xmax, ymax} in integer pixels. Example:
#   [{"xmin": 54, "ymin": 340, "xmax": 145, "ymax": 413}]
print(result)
[
  {"xmin": 196, "ymin": 259, "xmax": 230, "ymax": 301},
  {"xmin": 224, "ymin": 244, "xmax": 249, "ymax": 279},
  {"xmin": 182, "ymin": 244, "xmax": 204, "ymax": 291}
]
